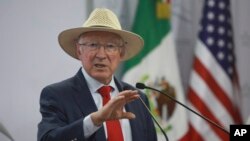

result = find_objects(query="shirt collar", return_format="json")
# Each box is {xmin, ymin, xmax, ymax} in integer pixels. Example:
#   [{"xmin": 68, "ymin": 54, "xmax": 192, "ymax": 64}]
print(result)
[{"xmin": 81, "ymin": 67, "xmax": 116, "ymax": 94}]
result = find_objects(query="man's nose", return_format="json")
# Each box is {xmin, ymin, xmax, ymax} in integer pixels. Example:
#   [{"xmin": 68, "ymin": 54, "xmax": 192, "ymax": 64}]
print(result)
[{"xmin": 96, "ymin": 46, "xmax": 107, "ymax": 58}]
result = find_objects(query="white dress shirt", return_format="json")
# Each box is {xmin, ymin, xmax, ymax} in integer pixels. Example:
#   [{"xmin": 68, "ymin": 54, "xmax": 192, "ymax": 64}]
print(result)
[{"xmin": 81, "ymin": 68, "xmax": 132, "ymax": 141}]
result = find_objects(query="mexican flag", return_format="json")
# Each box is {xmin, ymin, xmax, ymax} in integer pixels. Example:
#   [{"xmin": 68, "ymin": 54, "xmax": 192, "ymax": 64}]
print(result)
[{"xmin": 122, "ymin": 0, "xmax": 188, "ymax": 140}]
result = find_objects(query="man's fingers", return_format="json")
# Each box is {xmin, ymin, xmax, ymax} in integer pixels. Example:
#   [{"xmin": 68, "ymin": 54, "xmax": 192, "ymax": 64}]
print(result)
[
  {"xmin": 106, "ymin": 112, "xmax": 136, "ymax": 121},
  {"xmin": 126, "ymin": 94, "xmax": 139, "ymax": 103},
  {"xmin": 109, "ymin": 90, "xmax": 139, "ymax": 106},
  {"xmin": 119, "ymin": 90, "xmax": 138, "ymax": 96},
  {"xmin": 119, "ymin": 90, "xmax": 139, "ymax": 101},
  {"xmin": 121, "ymin": 112, "xmax": 136, "ymax": 119},
  {"xmin": 106, "ymin": 95, "xmax": 125, "ymax": 108},
  {"xmin": 99, "ymin": 90, "xmax": 139, "ymax": 121}
]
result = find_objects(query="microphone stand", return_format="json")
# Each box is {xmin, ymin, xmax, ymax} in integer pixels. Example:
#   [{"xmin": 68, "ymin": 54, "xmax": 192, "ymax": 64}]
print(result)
[
  {"xmin": 123, "ymin": 86, "xmax": 169, "ymax": 141},
  {"xmin": 138, "ymin": 97, "xmax": 169, "ymax": 141},
  {"xmin": 136, "ymin": 83, "xmax": 230, "ymax": 135}
]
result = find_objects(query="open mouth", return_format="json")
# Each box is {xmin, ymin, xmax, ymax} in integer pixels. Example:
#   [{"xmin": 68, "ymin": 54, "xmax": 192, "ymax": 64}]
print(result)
[{"xmin": 94, "ymin": 64, "xmax": 106, "ymax": 68}]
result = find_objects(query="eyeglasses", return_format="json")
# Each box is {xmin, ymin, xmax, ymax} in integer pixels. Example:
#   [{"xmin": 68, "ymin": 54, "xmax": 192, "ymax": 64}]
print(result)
[{"xmin": 78, "ymin": 42, "xmax": 123, "ymax": 54}]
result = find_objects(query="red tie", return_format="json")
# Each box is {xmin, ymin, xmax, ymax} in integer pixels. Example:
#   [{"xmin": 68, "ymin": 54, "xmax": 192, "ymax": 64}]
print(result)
[{"xmin": 98, "ymin": 86, "xmax": 124, "ymax": 141}]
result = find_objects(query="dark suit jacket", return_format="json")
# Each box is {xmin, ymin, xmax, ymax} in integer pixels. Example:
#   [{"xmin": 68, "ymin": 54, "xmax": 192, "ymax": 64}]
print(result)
[{"xmin": 38, "ymin": 69, "xmax": 157, "ymax": 141}]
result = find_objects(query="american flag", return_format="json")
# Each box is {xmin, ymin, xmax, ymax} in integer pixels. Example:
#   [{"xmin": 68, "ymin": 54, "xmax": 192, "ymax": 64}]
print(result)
[{"xmin": 180, "ymin": 0, "xmax": 242, "ymax": 140}]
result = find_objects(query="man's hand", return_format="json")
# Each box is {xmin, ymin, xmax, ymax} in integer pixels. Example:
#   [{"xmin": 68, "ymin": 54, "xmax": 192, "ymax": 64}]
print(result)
[{"xmin": 90, "ymin": 90, "xmax": 139, "ymax": 126}]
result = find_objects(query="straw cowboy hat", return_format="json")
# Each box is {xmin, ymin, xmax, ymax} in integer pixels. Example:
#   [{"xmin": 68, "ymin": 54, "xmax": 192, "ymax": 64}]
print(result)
[{"xmin": 58, "ymin": 8, "xmax": 144, "ymax": 60}]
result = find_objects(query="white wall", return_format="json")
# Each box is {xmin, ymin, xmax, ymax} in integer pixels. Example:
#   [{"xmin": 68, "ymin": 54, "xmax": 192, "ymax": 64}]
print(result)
[
  {"xmin": 0, "ymin": 0, "xmax": 87, "ymax": 140},
  {"xmin": 232, "ymin": 0, "xmax": 250, "ymax": 120}
]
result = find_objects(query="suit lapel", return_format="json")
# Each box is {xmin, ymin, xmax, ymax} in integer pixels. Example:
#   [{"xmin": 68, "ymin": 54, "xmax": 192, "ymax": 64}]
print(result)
[
  {"xmin": 72, "ymin": 69, "xmax": 98, "ymax": 116},
  {"xmin": 72, "ymin": 69, "xmax": 106, "ymax": 141}
]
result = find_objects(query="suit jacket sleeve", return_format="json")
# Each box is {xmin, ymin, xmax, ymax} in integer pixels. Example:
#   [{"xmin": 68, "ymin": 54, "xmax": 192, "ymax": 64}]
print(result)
[{"xmin": 38, "ymin": 86, "xmax": 85, "ymax": 141}]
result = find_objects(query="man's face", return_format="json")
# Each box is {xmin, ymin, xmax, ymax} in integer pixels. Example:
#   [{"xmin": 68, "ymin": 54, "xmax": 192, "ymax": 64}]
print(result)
[{"xmin": 76, "ymin": 31, "xmax": 125, "ymax": 84}]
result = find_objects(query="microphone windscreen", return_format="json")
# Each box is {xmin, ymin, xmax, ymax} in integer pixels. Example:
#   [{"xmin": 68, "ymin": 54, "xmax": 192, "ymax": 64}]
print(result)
[{"xmin": 136, "ymin": 83, "xmax": 145, "ymax": 89}]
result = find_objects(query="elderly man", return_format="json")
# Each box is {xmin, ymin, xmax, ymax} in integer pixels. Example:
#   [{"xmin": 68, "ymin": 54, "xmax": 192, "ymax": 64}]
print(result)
[{"xmin": 38, "ymin": 8, "xmax": 157, "ymax": 141}]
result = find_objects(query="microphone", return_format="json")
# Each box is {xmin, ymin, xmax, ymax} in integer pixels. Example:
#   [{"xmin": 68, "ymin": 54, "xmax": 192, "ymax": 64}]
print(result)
[
  {"xmin": 136, "ymin": 82, "xmax": 230, "ymax": 135},
  {"xmin": 135, "ymin": 83, "xmax": 146, "ymax": 89},
  {"xmin": 123, "ymin": 86, "xmax": 169, "ymax": 141}
]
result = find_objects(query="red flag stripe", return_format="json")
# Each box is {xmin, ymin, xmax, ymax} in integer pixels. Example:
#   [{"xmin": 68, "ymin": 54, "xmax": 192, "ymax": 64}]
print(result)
[
  {"xmin": 195, "ymin": 41, "xmax": 233, "ymax": 97},
  {"xmin": 190, "ymin": 69, "xmax": 235, "ymax": 127},
  {"xmin": 193, "ymin": 57, "xmax": 240, "ymax": 123},
  {"xmin": 188, "ymin": 87, "xmax": 229, "ymax": 140},
  {"xmin": 195, "ymin": 41, "xmax": 243, "ymax": 124},
  {"xmin": 179, "ymin": 123, "xmax": 204, "ymax": 141}
]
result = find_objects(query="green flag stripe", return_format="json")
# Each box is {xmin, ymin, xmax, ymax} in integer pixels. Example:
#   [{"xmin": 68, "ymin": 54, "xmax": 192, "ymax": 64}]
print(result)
[{"xmin": 122, "ymin": 0, "xmax": 171, "ymax": 74}]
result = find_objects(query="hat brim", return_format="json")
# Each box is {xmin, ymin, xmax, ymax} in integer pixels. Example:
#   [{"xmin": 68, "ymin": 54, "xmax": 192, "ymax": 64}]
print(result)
[{"xmin": 58, "ymin": 27, "xmax": 144, "ymax": 61}]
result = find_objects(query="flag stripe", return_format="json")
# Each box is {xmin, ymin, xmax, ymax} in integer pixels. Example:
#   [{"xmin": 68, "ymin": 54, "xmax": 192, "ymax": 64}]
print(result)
[
  {"xmin": 193, "ymin": 57, "xmax": 238, "ymax": 122},
  {"xmin": 188, "ymin": 88, "xmax": 229, "ymax": 140},
  {"xmin": 188, "ymin": 89, "xmax": 227, "ymax": 139},
  {"xmin": 195, "ymin": 41, "xmax": 242, "ymax": 124},
  {"xmin": 188, "ymin": 103, "xmax": 222, "ymax": 141},
  {"xmin": 179, "ymin": 124, "xmax": 204, "ymax": 141},
  {"xmin": 190, "ymin": 70, "xmax": 233, "ymax": 128},
  {"xmin": 195, "ymin": 41, "xmax": 233, "ymax": 98}
]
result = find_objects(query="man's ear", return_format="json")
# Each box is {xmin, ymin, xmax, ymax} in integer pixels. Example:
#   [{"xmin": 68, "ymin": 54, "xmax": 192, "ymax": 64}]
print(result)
[
  {"xmin": 76, "ymin": 44, "xmax": 82, "ymax": 58},
  {"xmin": 120, "ymin": 47, "xmax": 126, "ymax": 59}
]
